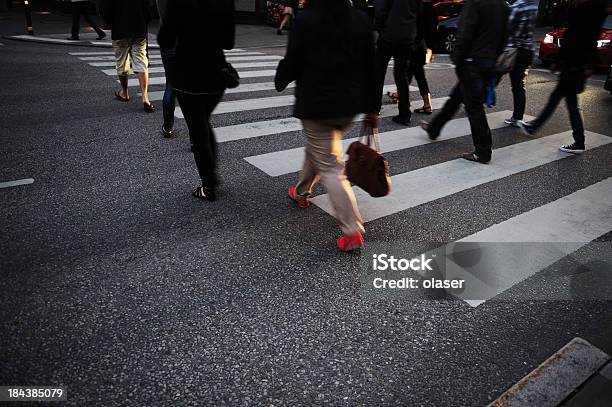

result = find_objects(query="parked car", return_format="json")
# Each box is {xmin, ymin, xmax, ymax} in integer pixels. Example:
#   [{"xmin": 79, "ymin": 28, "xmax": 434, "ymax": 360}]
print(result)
[
  {"xmin": 539, "ymin": 14, "xmax": 612, "ymax": 70},
  {"xmin": 605, "ymin": 66, "xmax": 612, "ymax": 95},
  {"xmin": 431, "ymin": 1, "xmax": 464, "ymax": 54}
]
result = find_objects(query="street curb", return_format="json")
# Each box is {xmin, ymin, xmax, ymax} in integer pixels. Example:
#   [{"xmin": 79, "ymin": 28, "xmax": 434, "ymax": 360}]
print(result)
[
  {"xmin": 2, "ymin": 34, "xmax": 159, "ymax": 49},
  {"xmin": 489, "ymin": 338, "xmax": 611, "ymax": 407}
]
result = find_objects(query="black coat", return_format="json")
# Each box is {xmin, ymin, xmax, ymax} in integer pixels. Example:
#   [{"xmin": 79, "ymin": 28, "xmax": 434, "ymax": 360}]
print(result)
[
  {"xmin": 101, "ymin": 0, "xmax": 150, "ymax": 40},
  {"xmin": 157, "ymin": 0, "xmax": 235, "ymax": 94},
  {"xmin": 374, "ymin": 0, "xmax": 424, "ymax": 45},
  {"xmin": 452, "ymin": 0, "xmax": 509, "ymax": 64},
  {"xmin": 559, "ymin": 0, "xmax": 607, "ymax": 69},
  {"xmin": 275, "ymin": 8, "xmax": 378, "ymax": 120}
]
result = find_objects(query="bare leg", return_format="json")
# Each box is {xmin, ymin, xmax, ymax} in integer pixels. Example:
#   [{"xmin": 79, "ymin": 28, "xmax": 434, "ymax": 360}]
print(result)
[
  {"xmin": 118, "ymin": 74, "xmax": 129, "ymax": 99},
  {"xmin": 279, "ymin": 15, "xmax": 290, "ymax": 31},
  {"xmin": 422, "ymin": 92, "xmax": 432, "ymax": 109},
  {"xmin": 137, "ymin": 71, "xmax": 150, "ymax": 104}
]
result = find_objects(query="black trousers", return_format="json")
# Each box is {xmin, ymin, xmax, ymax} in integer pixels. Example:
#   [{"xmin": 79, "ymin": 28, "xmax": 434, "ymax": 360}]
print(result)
[
  {"xmin": 407, "ymin": 61, "xmax": 430, "ymax": 96},
  {"xmin": 375, "ymin": 40, "xmax": 413, "ymax": 119},
  {"xmin": 428, "ymin": 60, "xmax": 495, "ymax": 161},
  {"xmin": 497, "ymin": 48, "xmax": 533, "ymax": 121},
  {"xmin": 176, "ymin": 91, "xmax": 224, "ymax": 189},
  {"xmin": 531, "ymin": 70, "xmax": 586, "ymax": 145},
  {"xmin": 71, "ymin": 2, "xmax": 104, "ymax": 38}
]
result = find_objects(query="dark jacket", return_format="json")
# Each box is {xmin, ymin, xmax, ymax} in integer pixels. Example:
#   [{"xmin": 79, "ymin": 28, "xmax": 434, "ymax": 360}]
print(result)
[
  {"xmin": 275, "ymin": 7, "xmax": 378, "ymax": 120},
  {"xmin": 374, "ymin": 0, "xmax": 424, "ymax": 45},
  {"xmin": 452, "ymin": 0, "xmax": 509, "ymax": 64},
  {"xmin": 101, "ymin": 0, "xmax": 150, "ymax": 40},
  {"xmin": 558, "ymin": 0, "xmax": 606, "ymax": 69},
  {"xmin": 157, "ymin": 0, "xmax": 235, "ymax": 94}
]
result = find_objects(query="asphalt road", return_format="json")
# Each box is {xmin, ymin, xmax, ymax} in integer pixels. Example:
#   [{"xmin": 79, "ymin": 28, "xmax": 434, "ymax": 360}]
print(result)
[{"xmin": 1, "ymin": 22, "xmax": 612, "ymax": 406}]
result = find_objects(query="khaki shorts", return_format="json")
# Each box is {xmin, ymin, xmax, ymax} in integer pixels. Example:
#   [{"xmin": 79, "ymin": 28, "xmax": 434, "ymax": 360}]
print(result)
[{"xmin": 113, "ymin": 37, "xmax": 148, "ymax": 76}]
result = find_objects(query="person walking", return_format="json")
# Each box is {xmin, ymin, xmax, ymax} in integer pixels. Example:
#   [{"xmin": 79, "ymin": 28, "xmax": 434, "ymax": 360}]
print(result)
[
  {"xmin": 275, "ymin": 0, "xmax": 379, "ymax": 251},
  {"xmin": 277, "ymin": 0, "xmax": 298, "ymax": 35},
  {"xmin": 101, "ymin": 0, "xmax": 154, "ymax": 113},
  {"xmin": 66, "ymin": 0, "xmax": 106, "ymax": 41},
  {"xmin": 374, "ymin": 0, "xmax": 425, "ymax": 126},
  {"xmin": 518, "ymin": 0, "xmax": 606, "ymax": 154},
  {"xmin": 498, "ymin": 0, "xmax": 538, "ymax": 127},
  {"xmin": 158, "ymin": 0, "xmax": 235, "ymax": 202},
  {"xmin": 421, "ymin": 0, "xmax": 509, "ymax": 163},
  {"xmin": 156, "ymin": 0, "xmax": 177, "ymax": 138}
]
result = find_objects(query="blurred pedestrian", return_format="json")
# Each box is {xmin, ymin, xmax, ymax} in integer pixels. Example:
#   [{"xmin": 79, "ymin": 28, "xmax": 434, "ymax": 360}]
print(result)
[
  {"xmin": 374, "ymin": 0, "xmax": 426, "ymax": 126},
  {"xmin": 275, "ymin": 0, "xmax": 379, "ymax": 251},
  {"xmin": 101, "ymin": 0, "xmax": 154, "ymax": 112},
  {"xmin": 519, "ymin": 0, "xmax": 607, "ymax": 154},
  {"xmin": 158, "ymin": 0, "xmax": 235, "ymax": 202},
  {"xmin": 498, "ymin": 0, "xmax": 538, "ymax": 127},
  {"xmin": 156, "ymin": 0, "xmax": 177, "ymax": 138},
  {"xmin": 66, "ymin": 0, "xmax": 106, "ymax": 41},
  {"xmin": 422, "ymin": 0, "xmax": 509, "ymax": 163},
  {"xmin": 277, "ymin": 0, "xmax": 298, "ymax": 35}
]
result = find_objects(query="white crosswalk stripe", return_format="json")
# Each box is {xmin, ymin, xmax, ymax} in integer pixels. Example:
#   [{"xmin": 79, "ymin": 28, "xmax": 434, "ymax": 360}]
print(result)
[
  {"xmin": 101, "ymin": 61, "xmax": 281, "ymax": 76},
  {"xmin": 311, "ymin": 131, "xmax": 611, "ymax": 222}
]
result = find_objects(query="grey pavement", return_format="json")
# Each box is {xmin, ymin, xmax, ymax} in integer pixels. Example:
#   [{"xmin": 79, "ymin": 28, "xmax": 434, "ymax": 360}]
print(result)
[{"xmin": 1, "ymin": 11, "xmax": 612, "ymax": 407}]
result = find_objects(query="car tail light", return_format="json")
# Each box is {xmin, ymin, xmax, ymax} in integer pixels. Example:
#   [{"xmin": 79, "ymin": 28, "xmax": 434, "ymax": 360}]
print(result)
[
  {"xmin": 543, "ymin": 34, "xmax": 554, "ymax": 44},
  {"xmin": 597, "ymin": 40, "xmax": 611, "ymax": 47},
  {"xmin": 437, "ymin": 15, "xmax": 449, "ymax": 21}
]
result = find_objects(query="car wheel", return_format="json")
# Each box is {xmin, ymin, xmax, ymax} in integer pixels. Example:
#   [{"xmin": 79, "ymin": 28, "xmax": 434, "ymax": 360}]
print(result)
[{"xmin": 444, "ymin": 31, "xmax": 457, "ymax": 54}]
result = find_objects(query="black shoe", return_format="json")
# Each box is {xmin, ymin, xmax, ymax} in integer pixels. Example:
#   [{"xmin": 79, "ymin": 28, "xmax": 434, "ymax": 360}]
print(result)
[
  {"xmin": 162, "ymin": 126, "xmax": 175, "ymax": 139},
  {"xmin": 420, "ymin": 121, "xmax": 439, "ymax": 140},
  {"xmin": 66, "ymin": 36, "xmax": 80, "ymax": 41},
  {"xmin": 559, "ymin": 142, "xmax": 585, "ymax": 154},
  {"xmin": 392, "ymin": 115, "xmax": 411, "ymax": 126},
  {"xmin": 192, "ymin": 186, "xmax": 216, "ymax": 202},
  {"xmin": 277, "ymin": 29, "xmax": 283, "ymax": 35},
  {"xmin": 517, "ymin": 120, "xmax": 536, "ymax": 136},
  {"xmin": 96, "ymin": 33, "xmax": 107, "ymax": 40},
  {"xmin": 461, "ymin": 152, "xmax": 490, "ymax": 164}
]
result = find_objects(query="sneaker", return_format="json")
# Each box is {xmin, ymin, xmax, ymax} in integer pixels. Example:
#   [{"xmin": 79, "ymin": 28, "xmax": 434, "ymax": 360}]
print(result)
[
  {"xmin": 517, "ymin": 120, "xmax": 536, "ymax": 136},
  {"xmin": 559, "ymin": 142, "xmax": 585, "ymax": 154},
  {"xmin": 288, "ymin": 186, "xmax": 311, "ymax": 208},
  {"xmin": 337, "ymin": 232, "xmax": 364, "ymax": 252},
  {"xmin": 162, "ymin": 126, "xmax": 175, "ymax": 138},
  {"xmin": 392, "ymin": 115, "xmax": 411, "ymax": 126},
  {"xmin": 504, "ymin": 117, "xmax": 520, "ymax": 127}
]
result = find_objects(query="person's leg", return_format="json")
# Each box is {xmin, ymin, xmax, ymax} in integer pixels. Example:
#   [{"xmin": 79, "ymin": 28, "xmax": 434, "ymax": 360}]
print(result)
[
  {"xmin": 70, "ymin": 3, "xmax": 80, "ymax": 39},
  {"xmin": 413, "ymin": 63, "xmax": 432, "ymax": 109},
  {"xmin": 509, "ymin": 49, "xmax": 533, "ymax": 121},
  {"xmin": 81, "ymin": 4, "xmax": 105, "ymax": 38},
  {"xmin": 457, "ymin": 62, "xmax": 492, "ymax": 161},
  {"xmin": 113, "ymin": 40, "xmax": 130, "ymax": 99},
  {"xmin": 130, "ymin": 37, "xmax": 152, "ymax": 107},
  {"xmin": 160, "ymin": 47, "xmax": 176, "ymax": 134},
  {"xmin": 295, "ymin": 126, "xmax": 321, "ymax": 199},
  {"xmin": 426, "ymin": 82, "xmax": 462, "ymax": 138},
  {"xmin": 304, "ymin": 118, "xmax": 364, "ymax": 236},
  {"xmin": 176, "ymin": 92, "xmax": 224, "ymax": 191},
  {"xmin": 393, "ymin": 44, "xmax": 412, "ymax": 122},
  {"xmin": 374, "ymin": 41, "xmax": 393, "ymax": 113},
  {"xmin": 565, "ymin": 91, "xmax": 585, "ymax": 146},
  {"xmin": 529, "ymin": 81, "xmax": 564, "ymax": 130}
]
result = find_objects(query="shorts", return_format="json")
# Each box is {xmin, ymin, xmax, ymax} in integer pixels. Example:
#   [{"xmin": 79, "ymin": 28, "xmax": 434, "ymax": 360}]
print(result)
[
  {"xmin": 283, "ymin": 6, "xmax": 293, "ymax": 15},
  {"xmin": 113, "ymin": 37, "xmax": 148, "ymax": 76}
]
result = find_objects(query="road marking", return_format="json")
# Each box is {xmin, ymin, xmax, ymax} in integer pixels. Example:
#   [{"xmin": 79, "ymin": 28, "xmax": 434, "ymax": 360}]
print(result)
[
  {"xmin": 10, "ymin": 35, "xmax": 80, "ymax": 44},
  {"xmin": 71, "ymin": 50, "xmax": 260, "ymax": 57},
  {"xmin": 148, "ymin": 81, "xmax": 296, "ymax": 100},
  {"xmin": 89, "ymin": 60, "xmax": 164, "ymax": 67},
  {"xmin": 244, "ymin": 98, "xmax": 489, "ymax": 176},
  {"xmin": 101, "ymin": 61, "xmax": 280, "ymax": 76},
  {"xmin": 174, "ymin": 84, "xmax": 421, "ymax": 119},
  {"xmin": 311, "ymin": 131, "xmax": 612, "ymax": 223},
  {"xmin": 127, "ymin": 70, "xmax": 278, "ymax": 87},
  {"xmin": 0, "ymin": 178, "xmax": 34, "ymax": 189},
  {"xmin": 448, "ymin": 177, "xmax": 612, "ymax": 307}
]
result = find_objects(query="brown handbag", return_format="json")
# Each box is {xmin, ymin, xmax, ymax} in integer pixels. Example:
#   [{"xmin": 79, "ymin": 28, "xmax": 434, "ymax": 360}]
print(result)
[{"xmin": 345, "ymin": 125, "xmax": 391, "ymax": 198}]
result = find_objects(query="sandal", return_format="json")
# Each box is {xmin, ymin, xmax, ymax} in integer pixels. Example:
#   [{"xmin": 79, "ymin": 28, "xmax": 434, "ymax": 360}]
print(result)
[
  {"xmin": 114, "ymin": 90, "xmax": 130, "ymax": 102},
  {"xmin": 143, "ymin": 102, "xmax": 155, "ymax": 113},
  {"xmin": 414, "ymin": 106, "xmax": 433, "ymax": 114},
  {"xmin": 387, "ymin": 90, "xmax": 399, "ymax": 104},
  {"xmin": 192, "ymin": 186, "xmax": 216, "ymax": 202}
]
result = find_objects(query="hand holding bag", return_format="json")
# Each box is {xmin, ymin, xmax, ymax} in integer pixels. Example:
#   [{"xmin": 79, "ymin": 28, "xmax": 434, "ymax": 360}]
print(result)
[
  {"xmin": 221, "ymin": 62, "xmax": 240, "ymax": 89},
  {"xmin": 345, "ymin": 125, "xmax": 391, "ymax": 198},
  {"xmin": 496, "ymin": 47, "xmax": 518, "ymax": 73}
]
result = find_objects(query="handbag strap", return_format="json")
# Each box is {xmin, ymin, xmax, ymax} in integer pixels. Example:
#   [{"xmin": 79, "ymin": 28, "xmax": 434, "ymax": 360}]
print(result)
[{"xmin": 359, "ymin": 124, "xmax": 382, "ymax": 153}]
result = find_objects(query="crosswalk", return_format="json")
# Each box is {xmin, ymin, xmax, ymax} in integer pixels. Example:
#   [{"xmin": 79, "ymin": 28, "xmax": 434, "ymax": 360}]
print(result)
[{"xmin": 70, "ymin": 47, "xmax": 612, "ymax": 308}]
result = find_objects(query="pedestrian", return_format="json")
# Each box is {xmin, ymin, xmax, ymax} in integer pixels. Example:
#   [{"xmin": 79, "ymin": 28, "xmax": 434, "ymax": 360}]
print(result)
[
  {"xmin": 66, "ymin": 0, "xmax": 106, "ymax": 41},
  {"xmin": 156, "ymin": 0, "xmax": 177, "ymax": 138},
  {"xmin": 518, "ymin": 0, "xmax": 607, "ymax": 154},
  {"xmin": 101, "ymin": 0, "xmax": 154, "ymax": 113},
  {"xmin": 277, "ymin": 0, "xmax": 298, "ymax": 35},
  {"xmin": 158, "ymin": 0, "xmax": 235, "ymax": 202},
  {"xmin": 374, "ymin": 0, "xmax": 426, "ymax": 126},
  {"xmin": 275, "ymin": 0, "xmax": 379, "ymax": 251},
  {"xmin": 498, "ymin": 0, "xmax": 539, "ymax": 127},
  {"xmin": 421, "ymin": 0, "xmax": 509, "ymax": 163}
]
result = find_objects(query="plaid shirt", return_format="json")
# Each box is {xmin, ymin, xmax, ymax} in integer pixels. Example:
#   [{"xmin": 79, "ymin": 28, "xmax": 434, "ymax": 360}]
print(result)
[{"xmin": 506, "ymin": 0, "xmax": 539, "ymax": 50}]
